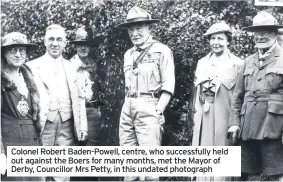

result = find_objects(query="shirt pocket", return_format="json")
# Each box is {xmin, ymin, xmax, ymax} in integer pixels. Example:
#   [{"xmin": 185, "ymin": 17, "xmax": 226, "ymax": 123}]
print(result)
[
  {"xmin": 265, "ymin": 68, "xmax": 283, "ymax": 91},
  {"xmin": 267, "ymin": 101, "xmax": 283, "ymax": 114},
  {"xmin": 243, "ymin": 67, "xmax": 255, "ymax": 92},
  {"xmin": 221, "ymin": 78, "xmax": 236, "ymax": 90},
  {"xmin": 266, "ymin": 101, "xmax": 283, "ymax": 138},
  {"xmin": 220, "ymin": 66, "xmax": 237, "ymax": 90},
  {"xmin": 140, "ymin": 55, "xmax": 161, "ymax": 92},
  {"xmin": 61, "ymin": 105, "xmax": 72, "ymax": 113}
]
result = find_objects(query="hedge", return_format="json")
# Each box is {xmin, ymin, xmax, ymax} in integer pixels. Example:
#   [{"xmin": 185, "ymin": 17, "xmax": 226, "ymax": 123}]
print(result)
[{"xmin": 1, "ymin": 0, "xmax": 283, "ymax": 147}]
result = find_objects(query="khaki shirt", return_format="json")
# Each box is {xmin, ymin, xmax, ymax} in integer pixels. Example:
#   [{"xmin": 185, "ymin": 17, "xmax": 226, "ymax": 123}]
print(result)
[
  {"xmin": 229, "ymin": 44, "xmax": 283, "ymax": 140},
  {"xmin": 123, "ymin": 36, "xmax": 175, "ymax": 95}
]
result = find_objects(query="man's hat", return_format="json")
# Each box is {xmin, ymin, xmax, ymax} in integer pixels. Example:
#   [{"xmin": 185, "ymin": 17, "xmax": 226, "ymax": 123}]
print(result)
[
  {"xmin": 203, "ymin": 22, "xmax": 232, "ymax": 36},
  {"xmin": 242, "ymin": 11, "xmax": 283, "ymax": 31},
  {"xmin": 1, "ymin": 32, "xmax": 37, "ymax": 48},
  {"xmin": 116, "ymin": 6, "xmax": 160, "ymax": 29},
  {"xmin": 70, "ymin": 26, "xmax": 93, "ymax": 45}
]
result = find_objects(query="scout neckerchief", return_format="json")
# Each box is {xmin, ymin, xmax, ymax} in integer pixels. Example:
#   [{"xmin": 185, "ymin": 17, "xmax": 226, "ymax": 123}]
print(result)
[
  {"xmin": 132, "ymin": 43, "xmax": 154, "ymax": 74},
  {"xmin": 257, "ymin": 41, "xmax": 277, "ymax": 66}
]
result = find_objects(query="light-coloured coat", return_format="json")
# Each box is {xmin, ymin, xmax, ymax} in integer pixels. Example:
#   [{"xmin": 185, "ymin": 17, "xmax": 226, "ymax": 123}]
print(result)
[
  {"xmin": 26, "ymin": 54, "xmax": 87, "ymax": 139},
  {"xmin": 192, "ymin": 51, "xmax": 244, "ymax": 146}
]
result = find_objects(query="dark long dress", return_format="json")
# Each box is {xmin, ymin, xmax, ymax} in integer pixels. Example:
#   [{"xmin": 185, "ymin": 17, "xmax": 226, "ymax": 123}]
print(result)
[{"xmin": 1, "ymin": 87, "xmax": 40, "ymax": 181}]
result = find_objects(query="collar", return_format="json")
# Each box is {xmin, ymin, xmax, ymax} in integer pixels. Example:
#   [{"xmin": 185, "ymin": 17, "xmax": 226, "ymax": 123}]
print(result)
[
  {"xmin": 73, "ymin": 54, "xmax": 95, "ymax": 72},
  {"xmin": 208, "ymin": 48, "xmax": 231, "ymax": 62},
  {"xmin": 134, "ymin": 35, "xmax": 156, "ymax": 52},
  {"xmin": 44, "ymin": 52, "xmax": 63, "ymax": 63}
]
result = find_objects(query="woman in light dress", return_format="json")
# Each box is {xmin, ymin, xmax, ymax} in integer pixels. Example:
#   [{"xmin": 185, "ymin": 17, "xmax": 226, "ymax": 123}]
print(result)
[{"xmin": 192, "ymin": 22, "xmax": 243, "ymax": 181}]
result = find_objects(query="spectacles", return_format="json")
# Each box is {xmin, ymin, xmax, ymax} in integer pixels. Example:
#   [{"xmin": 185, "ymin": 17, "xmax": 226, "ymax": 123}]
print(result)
[{"xmin": 9, "ymin": 47, "xmax": 26, "ymax": 55}]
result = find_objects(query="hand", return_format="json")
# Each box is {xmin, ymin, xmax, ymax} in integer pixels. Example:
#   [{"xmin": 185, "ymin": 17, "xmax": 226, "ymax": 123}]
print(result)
[
  {"xmin": 0, "ymin": 153, "xmax": 7, "ymax": 175},
  {"xmin": 78, "ymin": 130, "xmax": 88, "ymax": 141},
  {"xmin": 227, "ymin": 125, "xmax": 240, "ymax": 144}
]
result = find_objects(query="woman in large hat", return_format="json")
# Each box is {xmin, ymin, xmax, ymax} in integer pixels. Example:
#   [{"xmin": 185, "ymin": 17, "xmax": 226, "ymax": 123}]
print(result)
[
  {"xmin": 192, "ymin": 22, "xmax": 243, "ymax": 181},
  {"xmin": 228, "ymin": 11, "xmax": 283, "ymax": 181},
  {"xmin": 1, "ymin": 32, "xmax": 42, "ymax": 181}
]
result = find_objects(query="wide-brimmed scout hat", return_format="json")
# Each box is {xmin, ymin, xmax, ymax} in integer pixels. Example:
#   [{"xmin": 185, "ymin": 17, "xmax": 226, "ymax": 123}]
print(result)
[
  {"xmin": 70, "ymin": 26, "xmax": 93, "ymax": 45},
  {"xmin": 1, "ymin": 32, "xmax": 37, "ymax": 48},
  {"xmin": 242, "ymin": 11, "xmax": 283, "ymax": 31},
  {"xmin": 116, "ymin": 6, "xmax": 160, "ymax": 29},
  {"xmin": 203, "ymin": 22, "xmax": 232, "ymax": 36}
]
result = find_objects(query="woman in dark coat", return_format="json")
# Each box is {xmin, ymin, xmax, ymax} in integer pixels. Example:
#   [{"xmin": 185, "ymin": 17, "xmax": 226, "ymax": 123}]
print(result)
[{"xmin": 1, "ymin": 32, "xmax": 41, "ymax": 181}]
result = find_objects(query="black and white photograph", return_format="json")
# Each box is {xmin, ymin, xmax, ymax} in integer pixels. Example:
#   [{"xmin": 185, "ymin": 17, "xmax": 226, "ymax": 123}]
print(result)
[{"xmin": 1, "ymin": 0, "xmax": 283, "ymax": 181}]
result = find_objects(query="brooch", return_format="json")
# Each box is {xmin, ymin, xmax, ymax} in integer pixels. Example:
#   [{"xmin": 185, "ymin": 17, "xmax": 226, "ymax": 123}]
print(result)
[{"xmin": 17, "ymin": 96, "xmax": 29, "ymax": 117}]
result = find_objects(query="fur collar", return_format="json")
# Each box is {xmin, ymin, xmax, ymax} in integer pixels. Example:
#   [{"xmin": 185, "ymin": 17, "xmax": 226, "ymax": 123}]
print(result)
[{"xmin": 1, "ymin": 64, "xmax": 41, "ymax": 132}]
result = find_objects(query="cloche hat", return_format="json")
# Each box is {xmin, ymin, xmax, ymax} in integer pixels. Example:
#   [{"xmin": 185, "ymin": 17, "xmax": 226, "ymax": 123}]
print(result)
[
  {"xmin": 1, "ymin": 32, "xmax": 37, "ymax": 48},
  {"xmin": 204, "ymin": 22, "xmax": 232, "ymax": 36}
]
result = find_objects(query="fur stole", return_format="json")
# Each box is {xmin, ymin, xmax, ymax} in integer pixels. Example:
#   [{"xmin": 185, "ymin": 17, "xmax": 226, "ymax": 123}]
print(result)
[{"xmin": 1, "ymin": 64, "xmax": 41, "ymax": 133}]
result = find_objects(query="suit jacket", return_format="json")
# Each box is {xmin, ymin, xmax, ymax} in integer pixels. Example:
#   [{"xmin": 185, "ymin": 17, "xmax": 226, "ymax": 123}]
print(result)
[
  {"xmin": 26, "ymin": 53, "xmax": 87, "ymax": 139},
  {"xmin": 229, "ymin": 44, "xmax": 283, "ymax": 140}
]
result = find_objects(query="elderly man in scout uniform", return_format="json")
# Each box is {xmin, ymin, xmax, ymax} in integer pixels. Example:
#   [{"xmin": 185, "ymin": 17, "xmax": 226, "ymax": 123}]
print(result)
[
  {"xmin": 117, "ymin": 6, "xmax": 175, "ymax": 181},
  {"xmin": 26, "ymin": 24, "xmax": 88, "ymax": 181},
  {"xmin": 228, "ymin": 11, "xmax": 283, "ymax": 181}
]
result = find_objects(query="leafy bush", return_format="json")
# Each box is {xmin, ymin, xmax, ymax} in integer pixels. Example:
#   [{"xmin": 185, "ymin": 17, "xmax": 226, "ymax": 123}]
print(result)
[{"xmin": 2, "ymin": 0, "xmax": 283, "ymax": 148}]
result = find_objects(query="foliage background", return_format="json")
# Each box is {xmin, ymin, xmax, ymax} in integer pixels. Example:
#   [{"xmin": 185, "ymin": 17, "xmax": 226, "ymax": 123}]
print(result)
[{"xmin": 1, "ymin": 0, "xmax": 283, "ymax": 180}]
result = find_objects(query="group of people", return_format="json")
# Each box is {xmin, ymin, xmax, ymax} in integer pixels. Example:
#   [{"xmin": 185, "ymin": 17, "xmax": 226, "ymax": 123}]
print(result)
[
  {"xmin": 1, "ymin": 5, "xmax": 283, "ymax": 182},
  {"xmin": 193, "ymin": 11, "xmax": 283, "ymax": 181}
]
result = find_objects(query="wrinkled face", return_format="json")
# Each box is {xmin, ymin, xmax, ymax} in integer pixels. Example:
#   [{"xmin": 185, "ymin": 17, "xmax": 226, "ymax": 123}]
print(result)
[
  {"xmin": 254, "ymin": 30, "xmax": 277, "ymax": 49},
  {"xmin": 75, "ymin": 43, "xmax": 91, "ymax": 58},
  {"xmin": 209, "ymin": 33, "xmax": 229, "ymax": 55},
  {"xmin": 44, "ymin": 29, "xmax": 66, "ymax": 58},
  {"xmin": 128, "ymin": 23, "xmax": 151, "ymax": 46},
  {"xmin": 4, "ymin": 46, "xmax": 27, "ymax": 68}
]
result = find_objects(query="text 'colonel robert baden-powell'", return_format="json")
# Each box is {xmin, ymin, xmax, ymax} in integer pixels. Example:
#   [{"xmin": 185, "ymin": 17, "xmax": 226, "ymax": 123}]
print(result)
[{"xmin": 11, "ymin": 147, "xmax": 224, "ymax": 156}]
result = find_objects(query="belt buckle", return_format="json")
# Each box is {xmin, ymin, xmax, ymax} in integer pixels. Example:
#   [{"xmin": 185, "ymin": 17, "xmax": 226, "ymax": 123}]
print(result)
[
  {"xmin": 151, "ymin": 92, "xmax": 155, "ymax": 98},
  {"xmin": 129, "ymin": 92, "xmax": 138, "ymax": 98}
]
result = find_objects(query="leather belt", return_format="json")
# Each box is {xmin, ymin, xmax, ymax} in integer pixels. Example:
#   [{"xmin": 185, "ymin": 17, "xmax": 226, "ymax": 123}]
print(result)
[
  {"xmin": 245, "ymin": 93, "xmax": 283, "ymax": 102},
  {"xmin": 127, "ymin": 92, "xmax": 160, "ymax": 98}
]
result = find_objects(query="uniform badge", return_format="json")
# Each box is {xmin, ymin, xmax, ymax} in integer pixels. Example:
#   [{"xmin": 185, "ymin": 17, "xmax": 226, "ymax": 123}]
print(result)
[{"xmin": 17, "ymin": 97, "xmax": 29, "ymax": 117}]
